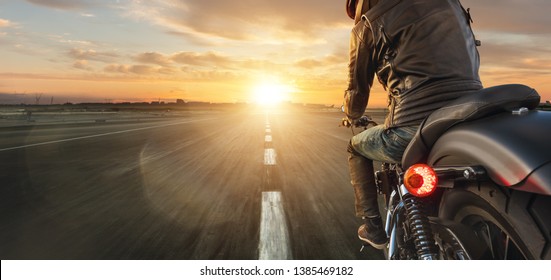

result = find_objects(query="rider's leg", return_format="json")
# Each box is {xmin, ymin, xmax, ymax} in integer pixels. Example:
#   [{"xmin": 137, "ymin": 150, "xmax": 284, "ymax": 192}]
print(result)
[
  {"xmin": 348, "ymin": 143, "xmax": 379, "ymax": 218},
  {"xmin": 350, "ymin": 125, "xmax": 418, "ymax": 164},
  {"xmin": 348, "ymin": 141, "xmax": 386, "ymax": 249},
  {"xmin": 348, "ymin": 125, "xmax": 412, "ymax": 217},
  {"xmin": 348, "ymin": 125, "xmax": 418, "ymax": 249}
]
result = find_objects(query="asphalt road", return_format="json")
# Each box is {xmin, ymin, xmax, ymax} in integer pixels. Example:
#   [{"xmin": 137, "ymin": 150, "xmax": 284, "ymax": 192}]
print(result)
[{"xmin": 0, "ymin": 108, "xmax": 386, "ymax": 260}]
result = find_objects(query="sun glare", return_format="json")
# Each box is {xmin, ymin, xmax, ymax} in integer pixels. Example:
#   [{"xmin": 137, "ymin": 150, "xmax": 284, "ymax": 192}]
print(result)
[{"xmin": 252, "ymin": 78, "xmax": 294, "ymax": 106}]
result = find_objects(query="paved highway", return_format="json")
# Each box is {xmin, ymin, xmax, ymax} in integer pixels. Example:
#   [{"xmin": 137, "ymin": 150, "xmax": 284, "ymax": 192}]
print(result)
[{"xmin": 0, "ymin": 108, "xmax": 385, "ymax": 260}]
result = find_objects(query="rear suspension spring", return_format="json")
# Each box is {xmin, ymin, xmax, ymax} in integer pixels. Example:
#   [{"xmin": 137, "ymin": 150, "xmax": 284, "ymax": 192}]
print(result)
[{"xmin": 404, "ymin": 195, "xmax": 439, "ymax": 259}]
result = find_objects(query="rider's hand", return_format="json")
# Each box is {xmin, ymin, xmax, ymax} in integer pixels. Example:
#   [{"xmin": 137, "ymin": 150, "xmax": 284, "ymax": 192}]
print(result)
[{"xmin": 355, "ymin": 115, "xmax": 373, "ymax": 127}]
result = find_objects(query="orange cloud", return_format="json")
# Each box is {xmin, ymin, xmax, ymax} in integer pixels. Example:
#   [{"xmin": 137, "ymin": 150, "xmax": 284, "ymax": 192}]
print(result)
[
  {"xmin": 134, "ymin": 52, "xmax": 172, "ymax": 66},
  {"xmin": 125, "ymin": 0, "xmax": 347, "ymax": 43},
  {"xmin": 0, "ymin": 19, "xmax": 12, "ymax": 27},
  {"xmin": 171, "ymin": 51, "xmax": 232, "ymax": 67}
]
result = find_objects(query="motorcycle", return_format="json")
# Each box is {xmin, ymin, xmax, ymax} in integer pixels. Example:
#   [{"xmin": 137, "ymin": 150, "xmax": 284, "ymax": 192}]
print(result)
[{"xmin": 343, "ymin": 84, "xmax": 551, "ymax": 260}]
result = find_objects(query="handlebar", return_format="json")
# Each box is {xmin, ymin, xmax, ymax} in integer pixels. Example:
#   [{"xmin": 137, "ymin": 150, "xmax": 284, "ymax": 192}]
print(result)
[
  {"xmin": 340, "ymin": 115, "xmax": 378, "ymax": 129},
  {"xmin": 356, "ymin": 115, "xmax": 378, "ymax": 127}
]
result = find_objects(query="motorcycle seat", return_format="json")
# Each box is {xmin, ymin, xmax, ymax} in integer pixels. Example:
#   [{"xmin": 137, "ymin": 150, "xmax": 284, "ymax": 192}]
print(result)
[{"xmin": 402, "ymin": 84, "xmax": 541, "ymax": 169}]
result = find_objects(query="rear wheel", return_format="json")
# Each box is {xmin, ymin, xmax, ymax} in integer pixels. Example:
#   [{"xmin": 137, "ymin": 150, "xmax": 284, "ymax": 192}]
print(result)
[{"xmin": 439, "ymin": 181, "xmax": 551, "ymax": 260}]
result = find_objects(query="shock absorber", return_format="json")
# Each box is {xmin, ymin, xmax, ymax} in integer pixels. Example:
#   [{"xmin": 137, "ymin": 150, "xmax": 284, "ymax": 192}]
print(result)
[{"xmin": 403, "ymin": 195, "xmax": 439, "ymax": 259}]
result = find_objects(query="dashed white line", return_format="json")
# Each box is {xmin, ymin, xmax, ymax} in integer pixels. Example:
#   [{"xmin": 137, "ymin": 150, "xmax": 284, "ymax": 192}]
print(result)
[
  {"xmin": 259, "ymin": 117, "xmax": 292, "ymax": 259},
  {"xmin": 264, "ymin": 148, "xmax": 276, "ymax": 165},
  {"xmin": 259, "ymin": 191, "xmax": 292, "ymax": 260}
]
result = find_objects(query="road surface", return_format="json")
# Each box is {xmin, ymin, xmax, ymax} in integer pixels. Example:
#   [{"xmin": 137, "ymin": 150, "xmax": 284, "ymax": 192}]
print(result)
[{"xmin": 0, "ymin": 108, "xmax": 386, "ymax": 260}]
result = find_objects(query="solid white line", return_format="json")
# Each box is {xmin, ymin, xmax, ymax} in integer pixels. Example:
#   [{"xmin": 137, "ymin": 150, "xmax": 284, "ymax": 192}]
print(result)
[
  {"xmin": 259, "ymin": 191, "xmax": 292, "ymax": 260},
  {"xmin": 264, "ymin": 148, "xmax": 276, "ymax": 165},
  {"xmin": 0, "ymin": 118, "xmax": 215, "ymax": 152},
  {"xmin": 265, "ymin": 135, "xmax": 272, "ymax": 142}
]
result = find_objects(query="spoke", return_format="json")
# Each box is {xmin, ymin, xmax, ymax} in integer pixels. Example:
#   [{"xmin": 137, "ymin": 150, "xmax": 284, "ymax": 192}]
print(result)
[
  {"xmin": 465, "ymin": 215, "xmax": 527, "ymax": 259},
  {"xmin": 504, "ymin": 234, "xmax": 510, "ymax": 260},
  {"xmin": 482, "ymin": 222, "xmax": 495, "ymax": 259}
]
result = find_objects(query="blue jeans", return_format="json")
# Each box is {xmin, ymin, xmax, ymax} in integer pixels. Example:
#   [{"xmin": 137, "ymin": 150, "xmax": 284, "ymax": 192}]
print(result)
[{"xmin": 348, "ymin": 125, "xmax": 418, "ymax": 217}]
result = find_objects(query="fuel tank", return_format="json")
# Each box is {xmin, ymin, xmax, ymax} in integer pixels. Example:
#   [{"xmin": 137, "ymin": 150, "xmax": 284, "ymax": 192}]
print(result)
[{"xmin": 428, "ymin": 110, "xmax": 551, "ymax": 195}]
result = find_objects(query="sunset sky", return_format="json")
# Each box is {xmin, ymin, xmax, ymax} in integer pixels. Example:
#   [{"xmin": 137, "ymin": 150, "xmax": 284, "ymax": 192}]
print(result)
[{"xmin": 1, "ymin": 0, "xmax": 550, "ymax": 106}]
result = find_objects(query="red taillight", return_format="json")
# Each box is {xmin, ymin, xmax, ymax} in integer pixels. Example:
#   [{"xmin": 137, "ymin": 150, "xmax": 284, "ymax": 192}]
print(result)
[{"xmin": 404, "ymin": 164, "xmax": 438, "ymax": 197}]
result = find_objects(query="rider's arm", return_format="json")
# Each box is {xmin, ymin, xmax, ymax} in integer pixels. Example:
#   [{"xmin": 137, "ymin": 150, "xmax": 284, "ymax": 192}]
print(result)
[{"xmin": 343, "ymin": 19, "xmax": 376, "ymax": 121}]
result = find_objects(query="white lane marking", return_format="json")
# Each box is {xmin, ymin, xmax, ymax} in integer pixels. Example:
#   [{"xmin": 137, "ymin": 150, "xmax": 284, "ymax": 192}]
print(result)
[
  {"xmin": 0, "ymin": 118, "xmax": 215, "ymax": 152},
  {"xmin": 265, "ymin": 128, "xmax": 271, "ymax": 133},
  {"xmin": 265, "ymin": 135, "xmax": 272, "ymax": 142},
  {"xmin": 259, "ymin": 191, "xmax": 292, "ymax": 260},
  {"xmin": 264, "ymin": 148, "xmax": 276, "ymax": 165}
]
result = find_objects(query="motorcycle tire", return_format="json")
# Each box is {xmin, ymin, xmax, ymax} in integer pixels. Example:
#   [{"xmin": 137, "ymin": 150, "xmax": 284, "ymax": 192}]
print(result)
[{"xmin": 439, "ymin": 181, "xmax": 551, "ymax": 260}]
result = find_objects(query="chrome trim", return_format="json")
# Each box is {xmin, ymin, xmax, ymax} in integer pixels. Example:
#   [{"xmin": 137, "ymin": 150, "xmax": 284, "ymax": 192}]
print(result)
[
  {"xmin": 399, "ymin": 184, "xmax": 409, "ymax": 197},
  {"xmin": 385, "ymin": 190, "xmax": 398, "ymax": 235},
  {"xmin": 388, "ymin": 221, "xmax": 397, "ymax": 259},
  {"xmin": 512, "ymin": 107, "xmax": 529, "ymax": 115}
]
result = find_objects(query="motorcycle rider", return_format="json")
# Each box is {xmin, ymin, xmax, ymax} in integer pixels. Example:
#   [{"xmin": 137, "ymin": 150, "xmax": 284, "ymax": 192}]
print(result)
[{"xmin": 344, "ymin": 0, "xmax": 482, "ymax": 249}]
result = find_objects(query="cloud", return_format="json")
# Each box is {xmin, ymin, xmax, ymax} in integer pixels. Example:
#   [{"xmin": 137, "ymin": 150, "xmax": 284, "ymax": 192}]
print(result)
[
  {"xmin": 68, "ymin": 48, "xmax": 119, "ymax": 62},
  {"xmin": 25, "ymin": 0, "xmax": 95, "ymax": 11},
  {"xmin": 464, "ymin": 0, "xmax": 551, "ymax": 34},
  {"xmin": 127, "ymin": 65, "xmax": 155, "ymax": 75},
  {"xmin": 104, "ymin": 64, "xmax": 175, "ymax": 76},
  {"xmin": 104, "ymin": 64, "xmax": 149, "ymax": 74},
  {"xmin": 134, "ymin": 52, "xmax": 172, "ymax": 66},
  {"xmin": 125, "ymin": 0, "xmax": 348, "ymax": 43},
  {"xmin": 457, "ymin": 1, "xmax": 551, "ymax": 98},
  {"xmin": 0, "ymin": 19, "xmax": 13, "ymax": 28},
  {"xmin": 80, "ymin": 13, "xmax": 96, "ymax": 18},
  {"xmin": 105, "ymin": 50, "xmax": 242, "ymax": 78},
  {"xmin": 179, "ymin": 68, "xmax": 239, "ymax": 81},
  {"xmin": 131, "ymin": 51, "xmax": 236, "ymax": 69},
  {"xmin": 480, "ymin": 41, "xmax": 549, "ymax": 69},
  {"xmin": 294, "ymin": 55, "xmax": 342, "ymax": 69},
  {"xmin": 171, "ymin": 51, "xmax": 232, "ymax": 67},
  {"xmin": 72, "ymin": 60, "xmax": 93, "ymax": 71}
]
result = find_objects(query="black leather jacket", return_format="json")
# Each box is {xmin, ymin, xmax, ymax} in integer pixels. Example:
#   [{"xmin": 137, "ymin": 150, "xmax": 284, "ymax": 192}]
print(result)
[{"xmin": 344, "ymin": 0, "xmax": 483, "ymax": 128}]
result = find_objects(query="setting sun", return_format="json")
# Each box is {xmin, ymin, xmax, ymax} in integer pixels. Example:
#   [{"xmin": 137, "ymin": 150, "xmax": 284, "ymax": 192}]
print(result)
[{"xmin": 252, "ymin": 78, "xmax": 295, "ymax": 105}]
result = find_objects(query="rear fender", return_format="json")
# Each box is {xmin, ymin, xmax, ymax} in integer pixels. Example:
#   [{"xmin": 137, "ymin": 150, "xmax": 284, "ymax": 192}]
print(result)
[{"xmin": 427, "ymin": 110, "xmax": 551, "ymax": 195}]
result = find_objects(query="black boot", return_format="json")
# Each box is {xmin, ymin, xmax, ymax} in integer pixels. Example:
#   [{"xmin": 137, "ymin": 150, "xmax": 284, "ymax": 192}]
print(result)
[{"xmin": 358, "ymin": 216, "xmax": 387, "ymax": 250}]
